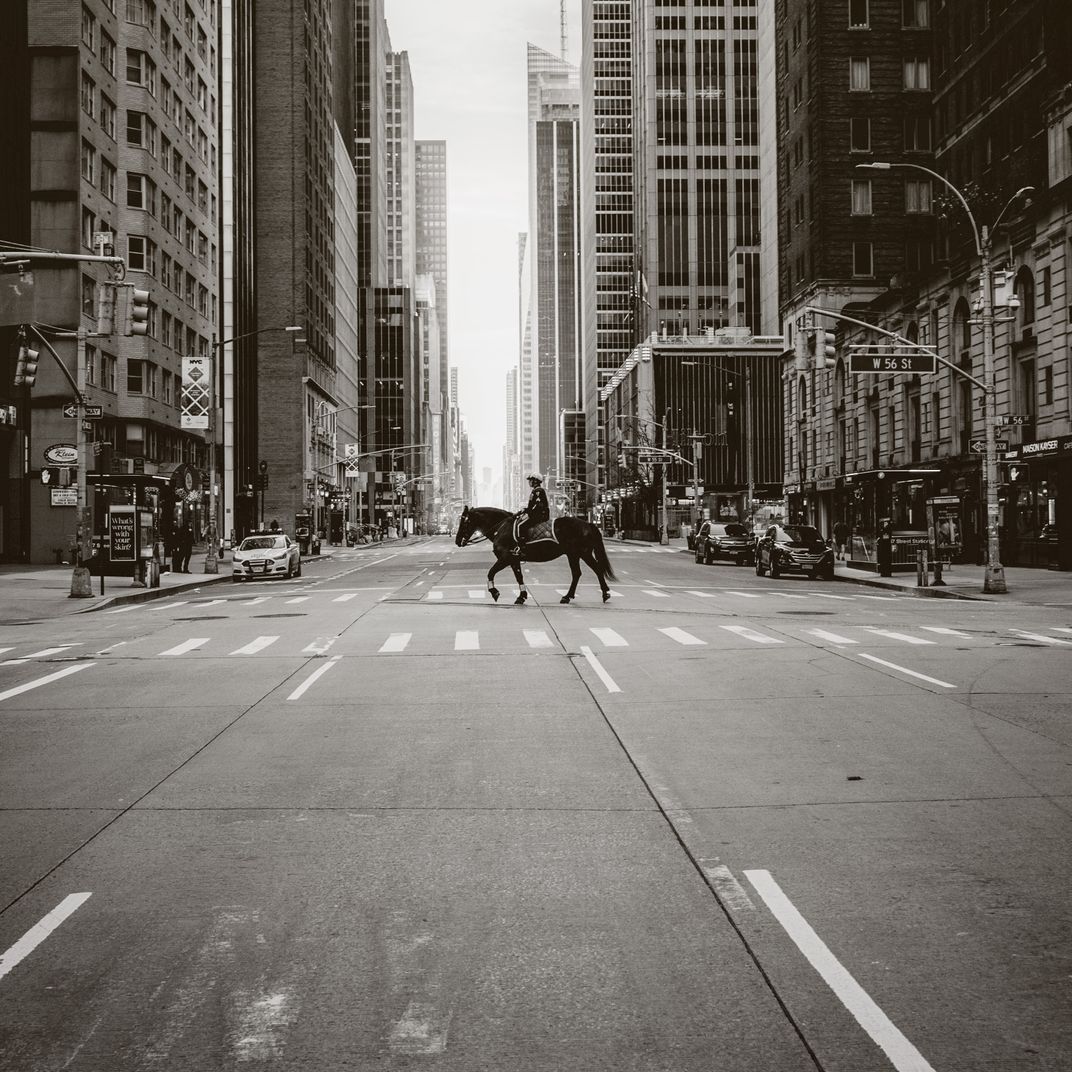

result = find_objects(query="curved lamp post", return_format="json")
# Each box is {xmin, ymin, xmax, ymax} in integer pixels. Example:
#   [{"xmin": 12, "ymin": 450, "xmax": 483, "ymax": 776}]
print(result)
[{"xmin": 856, "ymin": 162, "xmax": 1032, "ymax": 594}]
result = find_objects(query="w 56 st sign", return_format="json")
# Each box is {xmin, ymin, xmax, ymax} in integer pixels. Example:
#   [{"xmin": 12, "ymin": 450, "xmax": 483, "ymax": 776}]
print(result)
[{"xmin": 848, "ymin": 351, "xmax": 936, "ymax": 374}]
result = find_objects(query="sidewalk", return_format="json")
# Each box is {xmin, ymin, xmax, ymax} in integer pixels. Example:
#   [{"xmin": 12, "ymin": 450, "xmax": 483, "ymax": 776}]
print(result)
[
  {"xmin": 614, "ymin": 535, "xmax": 1072, "ymax": 606},
  {"xmin": 0, "ymin": 545, "xmax": 341, "ymax": 623}
]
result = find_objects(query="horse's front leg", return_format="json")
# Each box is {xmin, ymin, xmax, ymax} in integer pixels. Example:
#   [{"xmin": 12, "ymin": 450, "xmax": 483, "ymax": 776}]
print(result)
[
  {"xmin": 511, "ymin": 558, "xmax": 528, "ymax": 604},
  {"xmin": 487, "ymin": 556, "xmax": 506, "ymax": 602},
  {"xmin": 560, "ymin": 553, "xmax": 582, "ymax": 604}
]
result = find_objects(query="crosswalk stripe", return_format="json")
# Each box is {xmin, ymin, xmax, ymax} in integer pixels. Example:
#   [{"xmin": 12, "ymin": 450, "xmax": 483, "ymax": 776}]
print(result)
[
  {"xmin": 380, "ymin": 632, "xmax": 412, "ymax": 653},
  {"xmin": 687, "ymin": 591, "xmax": 717, "ymax": 598},
  {"xmin": 159, "ymin": 638, "xmax": 209, "ymax": 656},
  {"xmin": 524, "ymin": 630, "xmax": 554, "ymax": 648},
  {"xmin": 105, "ymin": 606, "xmax": 138, "ymax": 614},
  {"xmin": 659, "ymin": 627, "xmax": 706, "ymax": 646},
  {"xmin": 1011, "ymin": 630, "xmax": 1072, "ymax": 646},
  {"xmin": 467, "ymin": 590, "xmax": 486, "ymax": 599},
  {"xmin": 720, "ymin": 625, "xmax": 783, "ymax": 644},
  {"xmin": 806, "ymin": 592, "xmax": 854, "ymax": 600},
  {"xmin": 332, "ymin": 593, "xmax": 359, "ymax": 602},
  {"xmin": 865, "ymin": 629, "xmax": 934, "ymax": 645},
  {"xmin": 590, "ymin": 627, "xmax": 627, "ymax": 647},
  {"xmin": 921, "ymin": 626, "xmax": 973, "ymax": 638},
  {"xmin": 242, "ymin": 597, "xmax": 270, "ymax": 605},
  {"xmin": 0, "ymin": 648, "xmax": 13, "ymax": 656},
  {"xmin": 1054, "ymin": 627, "xmax": 1072, "ymax": 636},
  {"xmin": 285, "ymin": 597, "xmax": 310, "ymax": 605},
  {"xmin": 27, "ymin": 646, "xmax": 77, "ymax": 658},
  {"xmin": 642, "ymin": 589, "xmax": 671, "ymax": 598},
  {"xmin": 156, "ymin": 601, "xmax": 189, "ymax": 610},
  {"xmin": 230, "ymin": 636, "xmax": 279, "ymax": 655},
  {"xmin": 726, "ymin": 591, "xmax": 760, "ymax": 599},
  {"xmin": 773, "ymin": 592, "xmax": 807, "ymax": 599},
  {"xmin": 200, "ymin": 599, "xmax": 226, "ymax": 608},
  {"xmin": 808, "ymin": 629, "xmax": 858, "ymax": 645},
  {"xmin": 858, "ymin": 595, "xmax": 896, "ymax": 601},
  {"xmin": 428, "ymin": 591, "xmax": 444, "ymax": 600},
  {"xmin": 455, "ymin": 630, "xmax": 480, "ymax": 650}
]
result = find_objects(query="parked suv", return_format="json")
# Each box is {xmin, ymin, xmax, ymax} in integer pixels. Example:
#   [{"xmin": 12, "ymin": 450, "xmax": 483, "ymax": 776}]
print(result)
[
  {"xmin": 693, "ymin": 520, "xmax": 755, "ymax": 566},
  {"xmin": 754, "ymin": 524, "xmax": 834, "ymax": 580}
]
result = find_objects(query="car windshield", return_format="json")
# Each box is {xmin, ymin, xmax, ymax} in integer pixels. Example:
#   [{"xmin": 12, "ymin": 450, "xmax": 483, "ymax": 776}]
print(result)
[
  {"xmin": 241, "ymin": 536, "xmax": 286, "ymax": 550},
  {"xmin": 773, "ymin": 525, "xmax": 823, "ymax": 545},
  {"xmin": 722, "ymin": 523, "xmax": 748, "ymax": 537}
]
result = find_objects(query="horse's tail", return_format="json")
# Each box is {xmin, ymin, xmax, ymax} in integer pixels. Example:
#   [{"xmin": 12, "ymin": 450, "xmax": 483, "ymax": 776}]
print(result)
[{"xmin": 589, "ymin": 525, "xmax": 616, "ymax": 581}]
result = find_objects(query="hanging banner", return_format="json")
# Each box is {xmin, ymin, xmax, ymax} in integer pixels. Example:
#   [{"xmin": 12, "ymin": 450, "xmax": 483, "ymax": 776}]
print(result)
[{"xmin": 180, "ymin": 356, "xmax": 210, "ymax": 429}]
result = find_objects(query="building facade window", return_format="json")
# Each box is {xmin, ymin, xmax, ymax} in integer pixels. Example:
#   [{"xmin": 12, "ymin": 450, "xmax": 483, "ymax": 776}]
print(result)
[
  {"xmin": 852, "ymin": 241, "xmax": 873, "ymax": 276},
  {"xmin": 905, "ymin": 178, "xmax": 932, "ymax": 213},
  {"xmin": 849, "ymin": 58, "xmax": 870, "ymax": 91},
  {"xmin": 902, "ymin": 0, "xmax": 930, "ymax": 29},
  {"xmin": 849, "ymin": 0, "xmax": 869, "ymax": 28},
  {"xmin": 903, "ymin": 58, "xmax": 930, "ymax": 90},
  {"xmin": 851, "ymin": 179, "xmax": 872, "ymax": 215},
  {"xmin": 850, "ymin": 116, "xmax": 871, "ymax": 151}
]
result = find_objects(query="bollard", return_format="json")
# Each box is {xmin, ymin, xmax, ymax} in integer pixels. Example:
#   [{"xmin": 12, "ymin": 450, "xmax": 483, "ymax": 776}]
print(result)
[
  {"xmin": 916, "ymin": 549, "xmax": 927, "ymax": 587},
  {"xmin": 932, "ymin": 556, "xmax": 946, "ymax": 586}
]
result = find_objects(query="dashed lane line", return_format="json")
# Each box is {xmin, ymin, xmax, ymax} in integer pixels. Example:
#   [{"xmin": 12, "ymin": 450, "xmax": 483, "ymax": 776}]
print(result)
[
  {"xmin": 720, "ymin": 624, "xmax": 782, "ymax": 645},
  {"xmin": 865, "ymin": 629, "xmax": 935, "ymax": 645},
  {"xmin": 379, "ymin": 633, "xmax": 412, "ymax": 653},
  {"xmin": 807, "ymin": 629, "xmax": 858, "ymax": 645},
  {"xmin": 0, "ymin": 893, "xmax": 93, "ymax": 983},
  {"xmin": 158, "ymin": 638, "xmax": 209, "ymax": 657},
  {"xmin": 589, "ymin": 627, "xmax": 627, "ymax": 647},
  {"xmin": 229, "ymin": 636, "xmax": 279, "ymax": 656},
  {"xmin": 658, "ymin": 627, "xmax": 706, "ymax": 647}
]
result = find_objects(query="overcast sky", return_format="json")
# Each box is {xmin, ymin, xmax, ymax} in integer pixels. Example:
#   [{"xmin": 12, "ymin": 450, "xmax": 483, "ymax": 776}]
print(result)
[{"xmin": 385, "ymin": 0, "xmax": 583, "ymax": 494}]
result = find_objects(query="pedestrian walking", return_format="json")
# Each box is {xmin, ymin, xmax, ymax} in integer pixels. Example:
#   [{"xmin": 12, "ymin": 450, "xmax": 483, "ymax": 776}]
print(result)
[
  {"xmin": 833, "ymin": 519, "xmax": 849, "ymax": 560},
  {"xmin": 177, "ymin": 524, "xmax": 194, "ymax": 573}
]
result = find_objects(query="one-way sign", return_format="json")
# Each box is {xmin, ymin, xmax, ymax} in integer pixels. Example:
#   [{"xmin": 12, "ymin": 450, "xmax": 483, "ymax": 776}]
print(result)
[
  {"xmin": 969, "ymin": 439, "xmax": 1009, "ymax": 453},
  {"xmin": 83, "ymin": 404, "xmax": 104, "ymax": 419},
  {"xmin": 62, "ymin": 402, "xmax": 78, "ymax": 418}
]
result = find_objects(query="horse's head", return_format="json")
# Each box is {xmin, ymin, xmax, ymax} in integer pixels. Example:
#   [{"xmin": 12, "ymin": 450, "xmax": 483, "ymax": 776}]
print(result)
[{"xmin": 455, "ymin": 506, "xmax": 473, "ymax": 547}]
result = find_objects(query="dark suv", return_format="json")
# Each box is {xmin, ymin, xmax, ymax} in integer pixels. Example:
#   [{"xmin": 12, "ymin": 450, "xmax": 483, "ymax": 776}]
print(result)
[
  {"xmin": 693, "ymin": 520, "xmax": 755, "ymax": 566},
  {"xmin": 754, "ymin": 524, "xmax": 834, "ymax": 580}
]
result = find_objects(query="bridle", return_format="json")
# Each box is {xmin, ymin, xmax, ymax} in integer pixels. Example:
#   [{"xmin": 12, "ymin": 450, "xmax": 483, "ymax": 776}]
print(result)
[{"xmin": 455, "ymin": 508, "xmax": 488, "ymax": 548}]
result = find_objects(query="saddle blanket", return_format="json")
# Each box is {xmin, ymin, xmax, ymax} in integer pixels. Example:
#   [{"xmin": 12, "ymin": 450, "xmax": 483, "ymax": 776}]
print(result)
[{"xmin": 523, "ymin": 519, "xmax": 557, "ymax": 545}]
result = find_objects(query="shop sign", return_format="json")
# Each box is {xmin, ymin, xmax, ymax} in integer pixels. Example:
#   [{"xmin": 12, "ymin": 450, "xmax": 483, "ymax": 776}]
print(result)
[
  {"xmin": 784, "ymin": 483, "xmax": 802, "ymax": 495},
  {"xmin": 1004, "ymin": 434, "xmax": 1072, "ymax": 461},
  {"xmin": 816, "ymin": 478, "xmax": 837, "ymax": 491},
  {"xmin": 44, "ymin": 443, "xmax": 78, "ymax": 465}
]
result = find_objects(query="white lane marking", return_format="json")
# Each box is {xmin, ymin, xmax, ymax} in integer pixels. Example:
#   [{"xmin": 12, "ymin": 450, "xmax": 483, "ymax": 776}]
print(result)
[
  {"xmin": 806, "ymin": 592, "xmax": 854, "ymax": 600},
  {"xmin": 427, "ymin": 591, "xmax": 444, "ymax": 600},
  {"xmin": 380, "ymin": 633, "xmax": 412, "ymax": 653},
  {"xmin": 642, "ymin": 589, "xmax": 671, "ymax": 599},
  {"xmin": 579, "ymin": 645, "xmax": 621, "ymax": 693},
  {"xmin": 232, "ymin": 986, "xmax": 300, "ymax": 1061},
  {"xmin": 0, "ymin": 663, "xmax": 94, "ymax": 704},
  {"xmin": 1011, "ymin": 630, "xmax": 1072, "ymax": 646},
  {"xmin": 242, "ymin": 597, "xmax": 270, "ymax": 606},
  {"xmin": 1054, "ymin": 627, "xmax": 1072, "ymax": 636},
  {"xmin": 589, "ymin": 627, "xmax": 627, "ymax": 647},
  {"xmin": 865, "ymin": 629, "xmax": 934, "ymax": 645},
  {"xmin": 0, "ymin": 647, "xmax": 13, "ymax": 656},
  {"xmin": 302, "ymin": 637, "xmax": 337, "ymax": 655},
  {"xmin": 858, "ymin": 594, "xmax": 896, "ymax": 601},
  {"xmin": 524, "ymin": 630, "xmax": 554, "ymax": 648},
  {"xmin": 199, "ymin": 599, "xmax": 226, "ymax": 608},
  {"xmin": 3, "ymin": 645, "xmax": 80, "ymax": 664},
  {"xmin": 744, "ymin": 870, "xmax": 937, "ymax": 1072},
  {"xmin": 285, "ymin": 597, "xmax": 310, "ymax": 605},
  {"xmin": 230, "ymin": 636, "xmax": 279, "ymax": 656},
  {"xmin": 0, "ymin": 892, "xmax": 93, "ymax": 982},
  {"xmin": 332, "ymin": 593, "xmax": 359, "ymax": 602},
  {"xmin": 857, "ymin": 653, "xmax": 956, "ymax": 688},
  {"xmin": 159, "ymin": 638, "xmax": 209, "ymax": 656},
  {"xmin": 287, "ymin": 655, "xmax": 342, "ymax": 700},
  {"xmin": 455, "ymin": 631, "xmax": 480, "ymax": 651},
  {"xmin": 687, "ymin": 590, "xmax": 717, "ymax": 598},
  {"xmin": 467, "ymin": 590, "xmax": 486, "ymax": 600},
  {"xmin": 389, "ymin": 1000, "xmax": 453, "ymax": 1056},
  {"xmin": 773, "ymin": 592, "xmax": 807, "ymax": 599},
  {"xmin": 700, "ymin": 862, "xmax": 754, "ymax": 911},
  {"xmin": 659, "ymin": 627, "xmax": 706, "ymax": 647},
  {"xmin": 720, "ymin": 625, "xmax": 783, "ymax": 645},
  {"xmin": 642, "ymin": 579, "xmax": 665, "ymax": 587},
  {"xmin": 155, "ymin": 601, "xmax": 189, "ymax": 610},
  {"xmin": 726, "ymin": 590, "xmax": 760, "ymax": 599},
  {"xmin": 105, "ymin": 606, "xmax": 138, "ymax": 614},
  {"xmin": 808, "ymin": 629, "xmax": 858, "ymax": 645},
  {"xmin": 921, "ymin": 626, "xmax": 973, "ymax": 638}
]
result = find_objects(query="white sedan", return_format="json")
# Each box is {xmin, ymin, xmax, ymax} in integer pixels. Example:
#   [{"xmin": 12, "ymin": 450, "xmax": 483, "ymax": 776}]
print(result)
[{"xmin": 232, "ymin": 534, "xmax": 302, "ymax": 580}]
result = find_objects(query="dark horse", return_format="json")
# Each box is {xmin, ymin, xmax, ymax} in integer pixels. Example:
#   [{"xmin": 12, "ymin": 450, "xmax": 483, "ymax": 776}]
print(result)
[{"xmin": 454, "ymin": 506, "xmax": 616, "ymax": 605}]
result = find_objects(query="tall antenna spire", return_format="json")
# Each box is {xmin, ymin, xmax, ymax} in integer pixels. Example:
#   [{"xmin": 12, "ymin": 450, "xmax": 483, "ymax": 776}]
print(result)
[{"xmin": 560, "ymin": 0, "xmax": 568, "ymax": 61}]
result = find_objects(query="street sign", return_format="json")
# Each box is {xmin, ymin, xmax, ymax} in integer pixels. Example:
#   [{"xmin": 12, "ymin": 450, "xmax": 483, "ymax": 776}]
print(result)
[
  {"xmin": 848, "ymin": 352, "xmax": 936, "ymax": 374},
  {"xmin": 995, "ymin": 414, "xmax": 1031, "ymax": 427},
  {"xmin": 83, "ymin": 404, "xmax": 104, "ymax": 419},
  {"xmin": 969, "ymin": 439, "xmax": 1009, "ymax": 454},
  {"xmin": 62, "ymin": 402, "xmax": 78, "ymax": 418}
]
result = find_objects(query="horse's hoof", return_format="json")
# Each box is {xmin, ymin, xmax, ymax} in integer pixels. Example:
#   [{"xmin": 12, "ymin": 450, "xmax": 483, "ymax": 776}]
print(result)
[
  {"xmin": 514, "ymin": 594, "xmax": 526, "ymax": 605},
  {"xmin": 559, "ymin": 595, "xmax": 572, "ymax": 604},
  {"xmin": 489, "ymin": 588, "xmax": 500, "ymax": 602},
  {"xmin": 602, "ymin": 591, "xmax": 611, "ymax": 603}
]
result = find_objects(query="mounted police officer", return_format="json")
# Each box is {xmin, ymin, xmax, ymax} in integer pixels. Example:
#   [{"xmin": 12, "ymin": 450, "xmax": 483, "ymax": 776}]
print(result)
[{"xmin": 510, "ymin": 473, "xmax": 550, "ymax": 556}]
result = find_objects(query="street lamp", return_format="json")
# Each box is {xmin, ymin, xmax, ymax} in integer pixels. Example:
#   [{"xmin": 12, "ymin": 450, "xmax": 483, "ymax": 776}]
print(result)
[
  {"xmin": 855, "ymin": 163, "xmax": 1033, "ymax": 594},
  {"xmin": 205, "ymin": 324, "xmax": 301, "ymax": 573}
]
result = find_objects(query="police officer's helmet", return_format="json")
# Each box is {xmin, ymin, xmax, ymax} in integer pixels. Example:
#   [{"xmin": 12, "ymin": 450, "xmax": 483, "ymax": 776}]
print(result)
[{"xmin": 527, "ymin": 472, "xmax": 543, "ymax": 484}]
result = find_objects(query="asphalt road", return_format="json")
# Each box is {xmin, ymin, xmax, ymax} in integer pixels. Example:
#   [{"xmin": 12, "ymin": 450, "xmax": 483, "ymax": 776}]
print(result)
[{"xmin": 1, "ymin": 536, "xmax": 1070, "ymax": 1071}]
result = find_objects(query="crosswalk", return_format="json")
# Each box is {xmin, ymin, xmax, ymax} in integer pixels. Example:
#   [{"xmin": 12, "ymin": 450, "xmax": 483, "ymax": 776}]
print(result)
[{"xmin": 4, "ymin": 622, "xmax": 1070, "ymax": 665}]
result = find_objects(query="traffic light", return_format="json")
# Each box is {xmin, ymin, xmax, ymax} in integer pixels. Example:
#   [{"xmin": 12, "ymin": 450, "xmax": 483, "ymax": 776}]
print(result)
[
  {"xmin": 95, "ymin": 282, "xmax": 117, "ymax": 334},
  {"xmin": 14, "ymin": 342, "xmax": 40, "ymax": 387},
  {"xmin": 794, "ymin": 322, "xmax": 809, "ymax": 372},
  {"xmin": 125, "ymin": 287, "xmax": 150, "ymax": 336},
  {"xmin": 1006, "ymin": 462, "xmax": 1031, "ymax": 485},
  {"xmin": 816, "ymin": 328, "xmax": 837, "ymax": 370}
]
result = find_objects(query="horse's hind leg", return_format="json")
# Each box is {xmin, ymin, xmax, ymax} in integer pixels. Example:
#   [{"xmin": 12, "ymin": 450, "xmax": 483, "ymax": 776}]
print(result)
[
  {"xmin": 581, "ymin": 548, "xmax": 611, "ymax": 602},
  {"xmin": 560, "ymin": 553, "xmax": 582, "ymax": 603}
]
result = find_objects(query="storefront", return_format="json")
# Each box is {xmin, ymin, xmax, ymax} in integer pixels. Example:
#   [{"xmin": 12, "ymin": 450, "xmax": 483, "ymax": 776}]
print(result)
[{"xmin": 1001, "ymin": 434, "xmax": 1072, "ymax": 570}]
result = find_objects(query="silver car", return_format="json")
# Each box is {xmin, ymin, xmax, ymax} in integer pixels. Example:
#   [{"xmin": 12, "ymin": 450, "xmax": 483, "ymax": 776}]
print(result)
[{"xmin": 232, "ymin": 533, "xmax": 302, "ymax": 580}]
